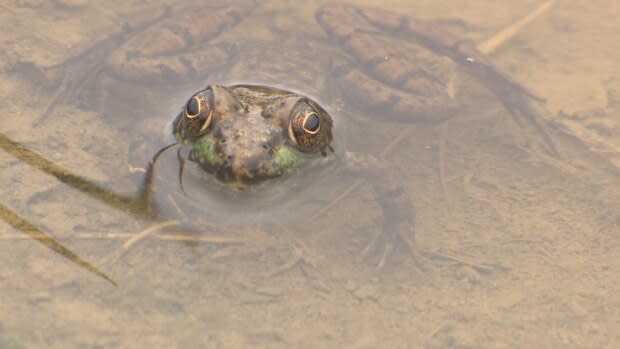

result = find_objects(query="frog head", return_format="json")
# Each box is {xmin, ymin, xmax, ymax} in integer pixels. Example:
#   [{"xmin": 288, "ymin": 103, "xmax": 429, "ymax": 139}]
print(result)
[{"xmin": 172, "ymin": 85, "xmax": 334, "ymax": 187}]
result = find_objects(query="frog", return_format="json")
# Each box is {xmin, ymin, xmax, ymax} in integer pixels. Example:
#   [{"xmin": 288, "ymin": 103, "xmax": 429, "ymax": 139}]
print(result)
[{"xmin": 10, "ymin": 1, "xmax": 557, "ymax": 272}]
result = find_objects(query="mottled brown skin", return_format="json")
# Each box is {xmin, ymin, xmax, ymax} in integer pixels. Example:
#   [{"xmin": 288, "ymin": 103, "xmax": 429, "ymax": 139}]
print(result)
[
  {"xmin": 29, "ymin": 0, "xmax": 257, "ymax": 124},
  {"xmin": 316, "ymin": 4, "xmax": 460, "ymax": 123},
  {"xmin": 105, "ymin": 0, "xmax": 256, "ymax": 84},
  {"xmin": 101, "ymin": 2, "xmax": 464, "ymax": 125}
]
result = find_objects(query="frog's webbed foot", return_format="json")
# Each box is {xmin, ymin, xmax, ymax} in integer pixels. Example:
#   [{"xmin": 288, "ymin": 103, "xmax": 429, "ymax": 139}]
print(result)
[
  {"xmin": 345, "ymin": 152, "xmax": 426, "ymax": 269},
  {"xmin": 402, "ymin": 14, "xmax": 558, "ymax": 156},
  {"xmin": 366, "ymin": 181, "xmax": 433, "ymax": 271},
  {"xmin": 357, "ymin": 4, "xmax": 558, "ymax": 155},
  {"xmin": 318, "ymin": 4, "xmax": 558, "ymax": 156},
  {"xmin": 360, "ymin": 195, "xmax": 425, "ymax": 270}
]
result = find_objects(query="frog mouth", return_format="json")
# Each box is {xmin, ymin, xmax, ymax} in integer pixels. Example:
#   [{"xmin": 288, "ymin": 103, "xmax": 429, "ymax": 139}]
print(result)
[
  {"xmin": 151, "ymin": 138, "xmax": 304, "ymax": 191},
  {"xmin": 197, "ymin": 144, "xmax": 303, "ymax": 187}
]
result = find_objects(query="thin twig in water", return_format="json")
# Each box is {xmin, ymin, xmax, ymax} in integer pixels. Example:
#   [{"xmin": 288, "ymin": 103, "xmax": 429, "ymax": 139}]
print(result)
[
  {"xmin": 122, "ymin": 220, "xmax": 180, "ymax": 249},
  {"xmin": 98, "ymin": 220, "xmax": 245, "ymax": 264}
]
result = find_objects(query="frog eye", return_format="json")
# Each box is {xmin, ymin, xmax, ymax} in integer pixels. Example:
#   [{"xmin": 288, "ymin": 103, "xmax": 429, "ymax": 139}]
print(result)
[
  {"xmin": 184, "ymin": 88, "xmax": 214, "ymax": 134},
  {"xmin": 185, "ymin": 96, "xmax": 201, "ymax": 118},
  {"xmin": 288, "ymin": 100, "xmax": 327, "ymax": 153},
  {"xmin": 302, "ymin": 112, "xmax": 320, "ymax": 134}
]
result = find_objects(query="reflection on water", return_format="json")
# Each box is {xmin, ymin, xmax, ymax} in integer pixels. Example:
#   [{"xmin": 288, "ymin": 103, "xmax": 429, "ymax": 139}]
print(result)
[{"xmin": 1, "ymin": 0, "xmax": 620, "ymax": 347}]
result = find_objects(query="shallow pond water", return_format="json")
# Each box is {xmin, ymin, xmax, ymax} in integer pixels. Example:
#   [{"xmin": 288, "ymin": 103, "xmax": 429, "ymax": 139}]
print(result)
[{"xmin": 1, "ymin": 0, "xmax": 620, "ymax": 348}]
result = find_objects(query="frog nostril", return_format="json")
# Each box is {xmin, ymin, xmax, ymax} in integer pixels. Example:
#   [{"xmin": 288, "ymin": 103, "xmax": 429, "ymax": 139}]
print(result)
[
  {"xmin": 234, "ymin": 130, "xmax": 245, "ymax": 138},
  {"xmin": 224, "ymin": 155, "xmax": 233, "ymax": 167}
]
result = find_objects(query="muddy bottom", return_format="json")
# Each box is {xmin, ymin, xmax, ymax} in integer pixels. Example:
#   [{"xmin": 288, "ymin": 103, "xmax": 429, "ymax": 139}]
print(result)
[{"xmin": 1, "ymin": 1, "xmax": 619, "ymax": 348}]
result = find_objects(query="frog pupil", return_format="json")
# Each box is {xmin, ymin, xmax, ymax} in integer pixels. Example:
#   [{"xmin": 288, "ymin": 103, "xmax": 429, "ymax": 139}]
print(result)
[
  {"xmin": 186, "ymin": 96, "xmax": 200, "ymax": 117},
  {"xmin": 304, "ymin": 113, "xmax": 320, "ymax": 132}
]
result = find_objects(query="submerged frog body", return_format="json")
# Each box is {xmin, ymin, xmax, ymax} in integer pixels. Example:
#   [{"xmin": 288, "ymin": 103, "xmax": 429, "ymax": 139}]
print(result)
[
  {"xmin": 172, "ymin": 85, "xmax": 333, "ymax": 187},
  {"xmin": 18, "ymin": 1, "xmax": 558, "ymax": 270},
  {"xmin": 168, "ymin": 81, "xmax": 420, "ymax": 267}
]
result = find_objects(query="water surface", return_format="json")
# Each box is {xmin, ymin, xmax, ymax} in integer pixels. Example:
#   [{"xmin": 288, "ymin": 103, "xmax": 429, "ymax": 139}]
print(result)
[{"xmin": 1, "ymin": 1, "xmax": 619, "ymax": 347}]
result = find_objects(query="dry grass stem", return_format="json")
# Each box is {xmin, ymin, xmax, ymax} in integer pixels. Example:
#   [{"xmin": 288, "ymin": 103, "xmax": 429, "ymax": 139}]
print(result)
[
  {"xmin": 122, "ymin": 220, "xmax": 180, "ymax": 249},
  {"xmin": 478, "ymin": 0, "xmax": 556, "ymax": 55}
]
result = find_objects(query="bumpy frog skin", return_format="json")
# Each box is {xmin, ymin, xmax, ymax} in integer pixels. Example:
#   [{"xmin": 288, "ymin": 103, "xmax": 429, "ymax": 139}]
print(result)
[{"xmin": 172, "ymin": 85, "xmax": 333, "ymax": 187}]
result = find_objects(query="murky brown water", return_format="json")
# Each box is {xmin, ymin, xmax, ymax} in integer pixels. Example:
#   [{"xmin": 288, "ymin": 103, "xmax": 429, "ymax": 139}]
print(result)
[{"xmin": 1, "ymin": 1, "xmax": 620, "ymax": 348}]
